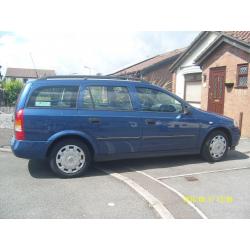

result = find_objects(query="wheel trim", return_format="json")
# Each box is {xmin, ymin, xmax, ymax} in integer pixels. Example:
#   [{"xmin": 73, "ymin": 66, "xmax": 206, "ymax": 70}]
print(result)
[
  {"xmin": 209, "ymin": 135, "xmax": 227, "ymax": 159},
  {"xmin": 56, "ymin": 145, "xmax": 85, "ymax": 174}
]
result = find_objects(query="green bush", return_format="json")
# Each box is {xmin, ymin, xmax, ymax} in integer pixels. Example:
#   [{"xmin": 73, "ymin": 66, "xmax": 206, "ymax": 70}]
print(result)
[{"xmin": 2, "ymin": 79, "xmax": 24, "ymax": 106}]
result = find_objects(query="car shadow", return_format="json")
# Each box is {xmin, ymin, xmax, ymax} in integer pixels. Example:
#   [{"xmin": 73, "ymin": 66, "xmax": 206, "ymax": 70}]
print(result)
[
  {"xmin": 28, "ymin": 150, "xmax": 249, "ymax": 179},
  {"xmin": 28, "ymin": 159, "xmax": 106, "ymax": 179}
]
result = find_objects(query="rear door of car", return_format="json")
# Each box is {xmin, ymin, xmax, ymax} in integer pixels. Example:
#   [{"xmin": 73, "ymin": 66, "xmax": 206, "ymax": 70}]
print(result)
[{"xmin": 78, "ymin": 81, "xmax": 142, "ymax": 156}]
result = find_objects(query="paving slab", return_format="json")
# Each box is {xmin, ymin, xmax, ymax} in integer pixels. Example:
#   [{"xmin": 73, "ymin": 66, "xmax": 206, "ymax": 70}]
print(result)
[
  {"xmin": 0, "ymin": 128, "xmax": 13, "ymax": 147},
  {"xmin": 161, "ymin": 167, "xmax": 250, "ymax": 218}
]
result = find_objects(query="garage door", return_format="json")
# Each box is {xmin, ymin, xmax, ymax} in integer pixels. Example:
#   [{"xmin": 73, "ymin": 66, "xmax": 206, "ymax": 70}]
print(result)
[{"xmin": 184, "ymin": 73, "xmax": 202, "ymax": 108}]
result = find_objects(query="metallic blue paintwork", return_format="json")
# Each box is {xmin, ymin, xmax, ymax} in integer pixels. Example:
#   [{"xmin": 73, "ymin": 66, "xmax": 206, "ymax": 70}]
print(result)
[
  {"xmin": 11, "ymin": 137, "xmax": 49, "ymax": 159},
  {"xmin": 192, "ymin": 108, "xmax": 240, "ymax": 148},
  {"xmin": 11, "ymin": 79, "xmax": 240, "ymax": 161}
]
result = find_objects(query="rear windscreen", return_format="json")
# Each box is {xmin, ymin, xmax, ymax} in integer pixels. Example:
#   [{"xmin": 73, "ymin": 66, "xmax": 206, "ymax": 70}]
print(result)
[{"xmin": 27, "ymin": 86, "xmax": 79, "ymax": 108}]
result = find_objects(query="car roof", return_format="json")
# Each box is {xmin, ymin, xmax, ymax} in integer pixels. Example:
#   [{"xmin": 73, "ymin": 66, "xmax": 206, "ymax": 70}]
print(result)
[{"xmin": 28, "ymin": 75, "xmax": 155, "ymax": 88}]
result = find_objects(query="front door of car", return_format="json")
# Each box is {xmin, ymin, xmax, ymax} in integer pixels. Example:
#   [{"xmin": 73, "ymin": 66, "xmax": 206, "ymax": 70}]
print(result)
[
  {"xmin": 78, "ymin": 84, "xmax": 142, "ymax": 156},
  {"xmin": 135, "ymin": 87, "xmax": 200, "ymax": 153}
]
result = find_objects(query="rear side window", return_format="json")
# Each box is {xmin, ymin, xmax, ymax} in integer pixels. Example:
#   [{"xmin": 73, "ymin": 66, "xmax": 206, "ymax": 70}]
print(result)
[
  {"xmin": 83, "ymin": 86, "xmax": 133, "ymax": 111},
  {"xmin": 27, "ymin": 86, "xmax": 79, "ymax": 108}
]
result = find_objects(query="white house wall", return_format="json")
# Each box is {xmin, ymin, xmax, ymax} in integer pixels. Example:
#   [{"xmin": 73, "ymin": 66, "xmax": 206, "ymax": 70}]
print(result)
[{"xmin": 175, "ymin": 32, "xmax": 219, "ymax": 108}]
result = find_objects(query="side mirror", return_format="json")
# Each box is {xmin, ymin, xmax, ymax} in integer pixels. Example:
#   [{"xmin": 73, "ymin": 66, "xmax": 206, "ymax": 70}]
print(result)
[{"xmin": 183, "ymin": 105, "xmax": 192, "ymax": 115}]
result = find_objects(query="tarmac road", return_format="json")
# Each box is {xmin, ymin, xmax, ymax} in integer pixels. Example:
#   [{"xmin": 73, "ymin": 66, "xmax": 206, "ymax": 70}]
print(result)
[
  {"xmin": 1, "ymin": 135, "xmax": 250, "ymax": 219},
  {"xmin": 0, "ymin": 152, "xmax": 158, "ymax": 219}
]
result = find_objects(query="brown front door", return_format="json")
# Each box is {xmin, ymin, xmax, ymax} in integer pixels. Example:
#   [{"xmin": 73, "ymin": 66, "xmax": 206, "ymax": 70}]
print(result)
[{"xmin": 207, "ymin": 67, "xmax": 226, "ymax": 114}]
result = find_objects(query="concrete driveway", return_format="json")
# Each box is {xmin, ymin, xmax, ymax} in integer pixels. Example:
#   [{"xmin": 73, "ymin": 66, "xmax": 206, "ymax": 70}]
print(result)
[
  {"xmin": 101, "ymin": 149, "xmax": 250, "ymax": 219},
  {"xmin": 0, "ymin": 139, "xmax": 250, "ymax": 219}
]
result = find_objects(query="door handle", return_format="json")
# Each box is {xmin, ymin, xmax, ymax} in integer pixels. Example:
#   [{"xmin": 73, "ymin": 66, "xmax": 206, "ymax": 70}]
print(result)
[
  {"xmin": 129, "ymin": 121, "xmax": 138, "ymax": 128},
  {"xmin": 88, "ymin": 117, "xmax": 101, "ymax": 124},
  {"xmin": 145, "ymin": 119, "xmax": 156, "ymax": 125}
]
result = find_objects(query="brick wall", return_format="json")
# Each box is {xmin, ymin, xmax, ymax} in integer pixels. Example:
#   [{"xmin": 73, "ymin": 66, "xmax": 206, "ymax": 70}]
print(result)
[
  {"xmin": 201, "ymin": 43, "xmax": 250, "ymax": 137},
  {"xmin": 142, "ymin": 63, "xmax": 174, "ymax": 91},
  {"xmin": 172, "ymin": 72, "xmax": 176, "ymax": 93},
  {"xmin": 118, "ymin": 62, "xmax": 175, "ymax": 92}
]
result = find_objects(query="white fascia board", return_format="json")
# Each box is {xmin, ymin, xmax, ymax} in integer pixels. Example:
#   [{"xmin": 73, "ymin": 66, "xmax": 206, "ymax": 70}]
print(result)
[{"xmin": 180, "ymin": 32, "xmax": 219, "ymax": 68}]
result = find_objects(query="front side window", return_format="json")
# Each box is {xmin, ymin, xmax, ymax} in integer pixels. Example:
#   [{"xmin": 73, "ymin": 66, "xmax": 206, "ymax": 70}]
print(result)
[
  {"xmin": 27, "ymin": 86, "xmax": 79, "ymax": 108},
  {"xmin": 136, "ymin": 87, "xmax": 183, "ymax": 113},
  {"xmin": 83, "ymin": 86, "xmax": 133, "ymax": 111},
  {"xmin": 237, "ymin": 64, "xmax": 248, "ymax": 87}
]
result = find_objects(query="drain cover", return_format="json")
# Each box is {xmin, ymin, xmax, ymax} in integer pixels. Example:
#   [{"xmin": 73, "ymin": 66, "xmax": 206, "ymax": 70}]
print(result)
[{"xmin": 185, "ymin": 176, "xmax": 198, "ymax": 182}]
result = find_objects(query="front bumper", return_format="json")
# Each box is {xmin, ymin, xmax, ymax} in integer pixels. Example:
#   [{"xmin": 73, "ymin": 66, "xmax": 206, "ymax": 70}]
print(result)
[
  {"xmin": 230, "ymin": 127, "xmax": 241, "ymax": 149},
  {"xmin": 11, "ymin": 137, "xmax": 49, "ymax": 160}
]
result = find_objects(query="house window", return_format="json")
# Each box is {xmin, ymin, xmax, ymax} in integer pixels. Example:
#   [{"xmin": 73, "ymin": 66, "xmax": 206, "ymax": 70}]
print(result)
[{"xmin": 237, "ymin": 64, "xmax": 248, "ymax": 87}]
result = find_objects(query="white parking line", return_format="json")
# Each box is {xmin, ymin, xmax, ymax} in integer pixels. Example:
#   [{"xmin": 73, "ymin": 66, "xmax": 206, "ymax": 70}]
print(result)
[
  {"xmin": 130, "ymin": 168, "xmax": 208, "ymax": 219},
  {"xmin": 0, "ymin": 147, "xmax": 12, "ymax": 153},
  {"xmin": 157, "ymin": 166, "xmax": 250, "ymax": 180},
  {"xmin": 95, "ymin": 167, "xmax": 174, "ymax": 219}
]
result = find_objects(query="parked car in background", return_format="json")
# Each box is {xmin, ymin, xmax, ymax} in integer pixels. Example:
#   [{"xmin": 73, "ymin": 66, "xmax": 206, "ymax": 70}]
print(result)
[{"xmin": 11, "ymin": 75, "xmax": 240, "ymax": 178}]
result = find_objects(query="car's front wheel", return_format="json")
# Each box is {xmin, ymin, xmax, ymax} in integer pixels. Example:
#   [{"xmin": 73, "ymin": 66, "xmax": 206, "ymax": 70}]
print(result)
[
  {"xmin": 201, "ymin": 130, "xmax": 229, "ymax": 162},
  {"xmin": 49, "ymin": 139, "xmax": 91, "ymax": 178}
]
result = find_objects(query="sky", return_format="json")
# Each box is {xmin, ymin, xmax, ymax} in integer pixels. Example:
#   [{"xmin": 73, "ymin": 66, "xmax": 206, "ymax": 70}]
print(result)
[{"xmin": 0, "ymin": 31, "xmax": 199, "ymax": 76}]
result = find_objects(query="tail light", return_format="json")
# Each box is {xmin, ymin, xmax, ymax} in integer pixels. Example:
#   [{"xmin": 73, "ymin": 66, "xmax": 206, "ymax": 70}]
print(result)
[{"xmin": 15, "ymin": 109, "xmax": 25, "ymax": 140}]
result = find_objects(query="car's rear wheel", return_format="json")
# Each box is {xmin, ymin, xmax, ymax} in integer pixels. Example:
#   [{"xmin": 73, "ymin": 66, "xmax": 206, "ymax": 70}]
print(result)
[
  {"xmin": 49, "ymin": 139, "xmax": 91, "ymax": 178},
  {"xmin": 201, "ymin": 130, "xmax": 229, "ymax": 162}
]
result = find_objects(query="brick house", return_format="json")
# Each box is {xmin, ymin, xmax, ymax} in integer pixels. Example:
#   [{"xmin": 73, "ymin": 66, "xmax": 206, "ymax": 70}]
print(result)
[
  {"xmin": 171, "ymin": 31, "xmax": 250, "ymax": 137},
  {"xmin": 170, "ymin": 32, "xmax": 221, "ymax": 108},
  {"xmin": 5, "ymin": 67, "xmax": 56, "ymax": 83},
  {"xmin": 195, "ymin": 32, "xmax": 250, "ymax": 137},
  {"xmin": 112, "ymin": 48, "xmax": 185, "ymax": 91}
]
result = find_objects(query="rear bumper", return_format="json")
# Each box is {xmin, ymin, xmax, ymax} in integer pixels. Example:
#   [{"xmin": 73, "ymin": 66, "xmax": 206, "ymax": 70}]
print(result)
[{"xmin": 11, "ymin": 137, "xmax": 49, "ymax": 160}]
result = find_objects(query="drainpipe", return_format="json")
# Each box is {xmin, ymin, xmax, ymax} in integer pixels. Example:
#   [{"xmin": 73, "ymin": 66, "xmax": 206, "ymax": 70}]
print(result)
[{"xmin": 239, "ymin": 112, "xmax": 243, "ymax": 135}]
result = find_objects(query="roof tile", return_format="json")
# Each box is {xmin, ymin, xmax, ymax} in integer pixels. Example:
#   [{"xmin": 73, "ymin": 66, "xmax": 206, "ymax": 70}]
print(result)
[
  {"xmin": 113, "ymin": 48, "xmax": 186, "ymax": 75},
  {"xmin": 222, "ymin": 31, "xmax": 250, "ymax": 44},
  {"xmin": 5, "ymin": 67, "xmax": 56, "ymax": 78}
]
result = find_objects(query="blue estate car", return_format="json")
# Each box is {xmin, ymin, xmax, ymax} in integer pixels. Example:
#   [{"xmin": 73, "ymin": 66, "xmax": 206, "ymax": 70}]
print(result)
[{"xmin": 11, "ymin": 75, "xmax": 240, "ymax": 178}]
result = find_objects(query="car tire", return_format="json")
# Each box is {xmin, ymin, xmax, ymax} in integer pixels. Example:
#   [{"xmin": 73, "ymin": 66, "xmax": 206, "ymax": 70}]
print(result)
[
  {"xmin": 49, "ymin": 138, "xmax": 91, "ymax": 178},
  {"xmin": 201, "ymin": 130, "xmax": 229, "ymax": 162}
]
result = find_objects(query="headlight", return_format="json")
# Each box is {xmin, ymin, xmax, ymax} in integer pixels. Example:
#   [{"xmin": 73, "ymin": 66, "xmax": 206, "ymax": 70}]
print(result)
[{"xmin": 233, "ymin": 119, "xmax": 239, "ymax": 127}]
